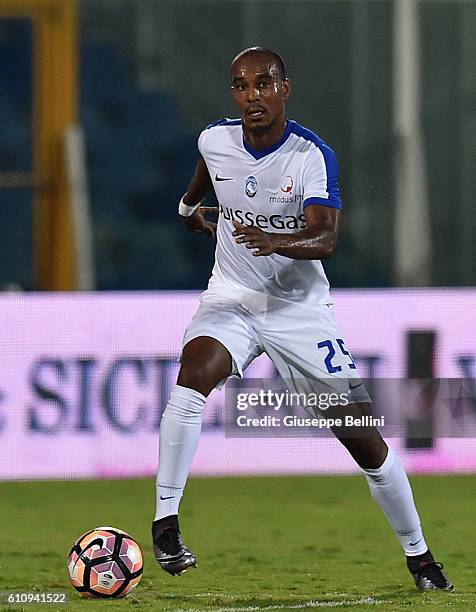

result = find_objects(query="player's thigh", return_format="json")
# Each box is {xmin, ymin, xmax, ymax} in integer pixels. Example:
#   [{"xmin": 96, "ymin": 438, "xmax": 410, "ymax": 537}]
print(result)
[
  {"xmin": 262, "ymin": 302, "xmax": 369, "ymax": 404},
  {"xmin": 180, "ymin": 296, "xmax": 261, "ymax": 394}
]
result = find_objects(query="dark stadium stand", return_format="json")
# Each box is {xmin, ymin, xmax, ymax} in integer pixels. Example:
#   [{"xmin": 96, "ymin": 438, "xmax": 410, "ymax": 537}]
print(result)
[{"xmin": 0, "ymin": 31, "xmax": 214, "ymax": 290}]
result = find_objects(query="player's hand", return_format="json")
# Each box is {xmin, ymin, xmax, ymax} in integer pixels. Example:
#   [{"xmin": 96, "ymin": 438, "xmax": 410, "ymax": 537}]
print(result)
[
  {"xmin": 232, "ymin": 221, "xmax": 277, "ymax": 256},
  {"xmin": 182, "ymin": 206, "xmax": 218, "ymax": 239}
]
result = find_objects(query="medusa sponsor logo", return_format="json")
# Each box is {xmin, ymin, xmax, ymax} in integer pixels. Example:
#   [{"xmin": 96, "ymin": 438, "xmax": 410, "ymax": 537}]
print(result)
[
  {"xmin": 219, "ymin": 204, "xmax": 306, "ymax": 230},
  {"xmin": 268, "ymin": 176, "xmax": 303, "ymax": 204},
  {"xmin": 280, "ymin": 176, "xmax": 294, "ymax": 193},
  {"xmin": 269, "ymin": 193, "xmax": 303, "ymax": 205}
]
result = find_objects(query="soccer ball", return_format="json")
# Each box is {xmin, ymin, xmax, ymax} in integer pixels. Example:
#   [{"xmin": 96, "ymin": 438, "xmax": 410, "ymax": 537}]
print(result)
[{"xmin": 67, "ymin": 526, "xmax": 143, "ymax": 598}]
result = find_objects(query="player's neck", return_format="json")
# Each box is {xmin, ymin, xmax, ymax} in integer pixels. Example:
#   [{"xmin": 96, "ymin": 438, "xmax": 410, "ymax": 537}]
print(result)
[{"xmin": 242, "ymin": 117, "xmax": 288, "ymax": 152}]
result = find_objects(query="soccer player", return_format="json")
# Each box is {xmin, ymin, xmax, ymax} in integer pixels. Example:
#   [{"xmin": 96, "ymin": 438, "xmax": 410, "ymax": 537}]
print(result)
[{"xmin": 152, "ymin": 47, "xmax": 453, "ymax": 592}]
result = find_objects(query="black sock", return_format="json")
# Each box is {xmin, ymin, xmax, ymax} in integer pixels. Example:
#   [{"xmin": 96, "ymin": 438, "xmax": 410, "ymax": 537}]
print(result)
[
  {"xmin": 406, "ymin": 549, "xmax": 433, "ymax": 569},
  {"xmin": 152, "ymin": 514, "xmax": 179, "ymax": 537}
]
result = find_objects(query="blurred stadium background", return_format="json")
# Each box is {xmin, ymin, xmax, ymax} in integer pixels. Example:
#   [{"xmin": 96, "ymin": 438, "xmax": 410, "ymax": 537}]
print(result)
[
  {"xmin": 1, "ymin": 0, "xmax": 475, "ymax": 510},
  {"xmin": 1, "ymin": 0, "xmax": 476, "ymax": 293}
]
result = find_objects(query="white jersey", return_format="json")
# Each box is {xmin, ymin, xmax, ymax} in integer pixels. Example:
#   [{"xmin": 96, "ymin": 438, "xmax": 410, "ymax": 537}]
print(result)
[{"xmin": 198, "ymin": 119, "xmax": 342, "ymax": 306}]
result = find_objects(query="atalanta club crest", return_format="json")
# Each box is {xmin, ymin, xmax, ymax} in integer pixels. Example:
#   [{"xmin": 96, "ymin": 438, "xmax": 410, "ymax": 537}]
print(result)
[{"xmin": 245, "ymin": 175, "xmax": 258, "ymax": 198}]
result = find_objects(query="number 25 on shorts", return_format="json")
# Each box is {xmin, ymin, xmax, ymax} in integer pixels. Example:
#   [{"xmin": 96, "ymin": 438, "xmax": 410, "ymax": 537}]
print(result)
[{"xmin": 317, "ymin": 339, "xmax": 357, "ymax": 373}]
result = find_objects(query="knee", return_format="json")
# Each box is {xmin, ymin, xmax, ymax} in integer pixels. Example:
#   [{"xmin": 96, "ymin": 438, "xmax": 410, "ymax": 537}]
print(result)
[
  {"xmin": 178, "ymin": 337, "xmax": 232, "ymax": 396},
  {"xmin": 178, "ymin": 358, "xmax": 224, "ymax": 397},
  {"xmin": 340, "ymin": 436, "xmax": 388, "ymax": 469}
]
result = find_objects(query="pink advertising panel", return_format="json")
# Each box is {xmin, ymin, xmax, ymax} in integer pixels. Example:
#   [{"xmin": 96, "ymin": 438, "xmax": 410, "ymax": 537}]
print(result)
[{"xmin": 1, "ymin": 289, "xmax": 475, "ymax": 480}]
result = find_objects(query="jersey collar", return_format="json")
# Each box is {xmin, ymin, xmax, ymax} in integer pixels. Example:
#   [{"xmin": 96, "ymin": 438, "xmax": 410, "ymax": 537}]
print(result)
[{"xmin": 242, "ymin": 120, "xmax": 293, "ymax": 160}]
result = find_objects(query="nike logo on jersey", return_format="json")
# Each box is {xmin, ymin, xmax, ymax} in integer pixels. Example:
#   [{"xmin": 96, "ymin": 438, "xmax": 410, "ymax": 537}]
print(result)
[
  {"xmin": 215, "ymin": 173, "xmax": 234, "ymax": 181},
  {"xmin": 409, "ymin": 539, "xmax": 422, "ymax": 546},
  {"xmin": 160, "ymin": 495, "xmax": 175, "ymax": 500}
]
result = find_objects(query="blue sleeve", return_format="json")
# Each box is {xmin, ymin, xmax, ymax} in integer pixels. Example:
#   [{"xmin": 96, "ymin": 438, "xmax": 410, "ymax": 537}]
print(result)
[{"xmin": 302, "ymin": 145, "xmax": 342, "ymax": 210}]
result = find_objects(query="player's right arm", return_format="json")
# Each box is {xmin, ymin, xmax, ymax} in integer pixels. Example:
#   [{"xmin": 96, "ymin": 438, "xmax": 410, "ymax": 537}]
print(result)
[{"xmin": 180, "ymin": 156, "xmax": 217, "ymax": 238}]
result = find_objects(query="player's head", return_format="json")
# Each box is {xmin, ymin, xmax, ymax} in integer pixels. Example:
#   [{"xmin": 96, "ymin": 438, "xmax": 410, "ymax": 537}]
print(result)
[{"xmin": 230, "ymin": 47, "xmax": 290, "ymax": 134}]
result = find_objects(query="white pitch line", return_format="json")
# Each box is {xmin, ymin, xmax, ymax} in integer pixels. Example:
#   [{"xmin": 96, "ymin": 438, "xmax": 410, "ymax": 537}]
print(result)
[{"xmin": 175, "ymin": 596, "xmax": 382, "ymax": 612}]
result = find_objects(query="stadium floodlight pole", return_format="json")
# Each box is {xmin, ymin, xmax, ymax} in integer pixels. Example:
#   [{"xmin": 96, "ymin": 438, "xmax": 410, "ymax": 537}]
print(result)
[
  {"xmin": 65, "ymin": 124, "xmax": 96, "ymax": 291},
  {"xmin": 458, "ymin": 4, "xmax": 476, "ymax": 285},
  {"xmin": 392, "ymin": 0, "xmax": 431, "ymax": 286}
]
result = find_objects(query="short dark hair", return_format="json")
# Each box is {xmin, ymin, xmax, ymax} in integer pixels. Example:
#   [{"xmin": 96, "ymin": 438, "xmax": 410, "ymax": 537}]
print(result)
[{"xmin": 232, "ymin": 47, "xmax": 287, "ymax": 80}]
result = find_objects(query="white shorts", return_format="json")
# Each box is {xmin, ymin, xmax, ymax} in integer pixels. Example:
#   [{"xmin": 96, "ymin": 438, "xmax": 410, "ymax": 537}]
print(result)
[{"xmin": 182, "ymin": 289, "xmax": 370, "ymax": 406}]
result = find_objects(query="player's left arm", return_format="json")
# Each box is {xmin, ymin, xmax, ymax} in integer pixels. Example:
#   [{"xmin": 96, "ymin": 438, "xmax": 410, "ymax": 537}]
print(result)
[{"xmin": 232, "ymin": 205, "xmax": 340, "ymax": 259}]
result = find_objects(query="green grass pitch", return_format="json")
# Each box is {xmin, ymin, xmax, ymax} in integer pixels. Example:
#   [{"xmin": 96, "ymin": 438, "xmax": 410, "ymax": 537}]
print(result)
[{"xmin": 1, "ymin": 475, "xmax": 474, "ymax": 611}]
